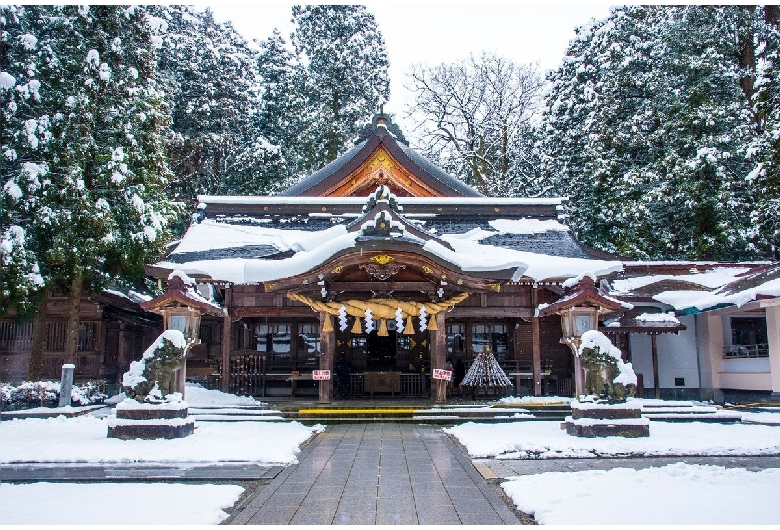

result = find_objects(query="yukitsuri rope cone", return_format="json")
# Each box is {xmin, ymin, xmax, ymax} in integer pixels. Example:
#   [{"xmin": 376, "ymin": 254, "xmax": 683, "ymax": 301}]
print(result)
[{"xmin": 460, "ymin": 345, "xmax": 513, "ymax": 399}]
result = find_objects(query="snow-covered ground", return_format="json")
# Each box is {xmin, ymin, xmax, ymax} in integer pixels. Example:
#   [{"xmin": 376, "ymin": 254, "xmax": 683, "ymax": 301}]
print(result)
[
  {"xmin": 1, "ymin": 384, "xmax": 321, "ymax": 464},
  {"xmin": 502, "ymin": 463, "xmax": 780, "ymax": 525},
  {"xmin": 444, "ymin": 418, "xmax": 780, "ymax": 458},
  {"xmin": 445, "ymin": 416, "xmax": 780, "ymax": 524},
  {"xmin": 0, "ymin": 483, "xmax": 245, "ymax": 525},
  {"xmin": 2, "ymin": 386, "xmax": 779, "ymax": 525}
]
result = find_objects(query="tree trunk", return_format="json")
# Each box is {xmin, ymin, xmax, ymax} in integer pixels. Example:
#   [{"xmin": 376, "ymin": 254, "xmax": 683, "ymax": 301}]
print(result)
[
  {"xmin": 765, "ymin": 5, "xmax": 779, "ymax": 26},
  {"xmin": 27, "ymin": 294, "xmax": 49, "ymax": 381},
  {"xmin": 738, "ymin": 6, "xmax": 757, "ymax": 108},
  {"xmin": 63, "ymin": 273, "xmax": 84, "ymax": 365}
]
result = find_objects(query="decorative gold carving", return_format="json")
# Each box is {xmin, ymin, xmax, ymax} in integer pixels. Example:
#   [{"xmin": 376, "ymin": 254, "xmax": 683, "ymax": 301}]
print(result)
[
  {"xmin": 321, "ymin": 206, "xmax": 327, "ymax": 212},
  {"xmin": 487, "ymin": 283, "xmax": 501, "ymax": 292},
  {"xmin": 371, "ymin": 254, "xmax": 395, "ymax": 265},
  {"xmin": 360, "ymin": 262, "xmax": 405, "ymax": 281},
  {"xmin": 302, "ymin": 279, "xmax": 309, "ymax": 285},
  {"xmin": 331, "ymin": 266, "xmax": 343, "ymax": 274},
  {"xmin": 265, "ymin": 283, "xmax": 276, "ymax": 291},
  {"xmin": 457, "ymin": 279, "xmax": 464, "ymax": 285},
  {"xmin": 422, "ymin": 266, "xmax": 434, "ymax": 275},
  {"xmin": 494, "ymin": 207, "xmax": 500, "ymax": 212},
  {"xmin": 410, "ymin": 338, "xmax": 417, "ymax": 348}
]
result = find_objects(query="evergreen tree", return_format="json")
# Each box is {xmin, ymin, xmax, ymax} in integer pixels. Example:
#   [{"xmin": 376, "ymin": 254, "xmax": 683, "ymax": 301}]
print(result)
[
  {"xmin": 0, "ymin": 6, "xmax": 46, "ymax": 315},
  {"xmin": 150, "ymin": 6, "xmax": 284, "ymax": 201},
  {"xmin": 290, "ymin": 5, "xmax": 390, "ymax": 174},
  {"xmin": 540, "ymin": 6, "xmax": 777, "ymax": 260},
  {"xmin": 0, "ymin": 6, "xmax": 181, "ymax": 372}
]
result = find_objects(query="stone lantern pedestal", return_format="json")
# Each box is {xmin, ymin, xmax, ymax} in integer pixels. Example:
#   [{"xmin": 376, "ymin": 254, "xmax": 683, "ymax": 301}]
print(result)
[
  {"xmin": 107, "ymin": 397, "xmax": 194, "ymax": 440},
  {"xmin": 563, "ymin": 400, "xmax": 649, "ymax": 438}
]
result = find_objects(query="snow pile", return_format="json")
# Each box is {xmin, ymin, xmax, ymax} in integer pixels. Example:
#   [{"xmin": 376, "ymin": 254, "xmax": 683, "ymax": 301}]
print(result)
[
  {"xmin": 488, "ymin": 218, "xmax": 568, "ymax": 234},
  {"xmin": 0, "ymin": 415, "xmax": 322, "ymax": 465},
  {"xmin": 579, "ymin": 330, "xmax": 637, "ymax": 387},
  {"xmin": 122, "ymin": 329, "xmax": 186, "ymax": 390},
  {"xmin": 499, "ymin": 396, "xmax": 573, "ymax": 405},
  {"xmin": 184, "ymin": 384, "xmax": 259, "ymax": 406},
  {"xmin": 502, "ymin": 464, "xmax": 780, "ymax": 525},
  {"xmin": 635, "ymin": 312, "xmax": 680, "ymax": 324},
  {"xmin": 0, "ymin": 483, "xmax": 244, "ymax": 525},
  {"xmin": 445, "ymin": 420, "xmax": 780, "ymax": 459}
]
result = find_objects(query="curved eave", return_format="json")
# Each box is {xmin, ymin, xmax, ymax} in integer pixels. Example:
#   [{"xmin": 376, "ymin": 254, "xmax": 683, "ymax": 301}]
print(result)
[
  {"xmin": 139, "ymin": 291, "xmax": 224, "ymax": 316},
  {"xmin": 262, "ymin": 240, "xmax": 518, "ymax": 294}
]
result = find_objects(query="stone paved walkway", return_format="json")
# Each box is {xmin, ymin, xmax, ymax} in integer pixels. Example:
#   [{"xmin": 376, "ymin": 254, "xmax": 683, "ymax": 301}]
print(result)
[{"xmin": 229, "ymin": 423, "xmax": 522, "ymax": 525}]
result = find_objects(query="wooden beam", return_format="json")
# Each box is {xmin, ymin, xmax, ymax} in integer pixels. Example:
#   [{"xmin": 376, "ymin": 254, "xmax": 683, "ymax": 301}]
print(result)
[
  {"xmin": 319, "ymin": 312, "xmax": 334, "ymax": 403},
  {"xmin": 531, "ymin": 287, "xmax": 542, "ymax": 397},
  {"xmin": 233, "ymin": 307, "xmax": 318, "ymax": 318},
  {"xmin": 448, "ymin": 307, "xmax": 533, "ymax": 318},
  {"xmin": 329, "ymin": 281, "xmax": 436, "ymax": 292},
  {"xmin": 651, "ymin": 335, "xmax": 660, "ymax": 400},
  {"xmin": 221, "ymin": 314, "xmax": 231, "ymax": 393},
  {"xmin": 431, "ymin": 312, "xmax": 447, "ymax": 403}
]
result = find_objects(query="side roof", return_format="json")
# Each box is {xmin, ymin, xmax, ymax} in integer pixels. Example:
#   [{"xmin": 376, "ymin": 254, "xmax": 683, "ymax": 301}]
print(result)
[{"xmin": 279, "ymin": 124, "xmax": 483, "ymax": 198}]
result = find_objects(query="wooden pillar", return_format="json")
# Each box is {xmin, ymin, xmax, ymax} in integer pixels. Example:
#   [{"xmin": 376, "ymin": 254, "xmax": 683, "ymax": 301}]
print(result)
[
  {"xmin": 431, "ymin": 311, "xmax": 447, "ymax": 402},
  {"xmin": 117, "ymin": 322, "xmax": 126, "ymax": 368},
  {"xmin": 531, "ymin": 287, "xmax": 542, "ymax": 396},
  {"xmin": 221, "ymin": 313, "xmax": 231, "ymax": 393},
  {"xmin": 765, "ymin": 305, "xmax": 780, "ymax": 397},
  {"xmin": 572, "ymin": 344, "xmax": 584, "ymax": 397},
  {"xmin": 651, "ymin": 334, "xmax": 660, "ymax": 399},
  {"xmin": 319, "ymin": 311, "xmax": 334, "ymax": 403}
]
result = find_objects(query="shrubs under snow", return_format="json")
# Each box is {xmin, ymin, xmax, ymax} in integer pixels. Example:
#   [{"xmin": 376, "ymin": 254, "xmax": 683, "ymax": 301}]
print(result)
[{"xmin": 0, "ymin": 381, "xmax": 107, "ymax": 409}]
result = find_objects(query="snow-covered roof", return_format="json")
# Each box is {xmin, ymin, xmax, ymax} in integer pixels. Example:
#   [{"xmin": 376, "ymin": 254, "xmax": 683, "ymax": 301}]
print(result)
[
  {"xmin": 608, "ymin": 262, "xmax": 780, "ymax": 313},
  {"xmin": 152, "ymin": 201, "xmax": 623, "ymax": 285}
]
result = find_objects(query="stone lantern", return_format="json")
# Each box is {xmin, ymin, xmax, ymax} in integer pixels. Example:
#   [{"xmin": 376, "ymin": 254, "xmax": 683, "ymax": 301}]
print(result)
[
  {"xmin": 538, "ymin": 276, "xmax": 624, "ymax": 397},
  {"xmin": 140, "ymin": 273, "xmax": 224, "ymax": 396}
]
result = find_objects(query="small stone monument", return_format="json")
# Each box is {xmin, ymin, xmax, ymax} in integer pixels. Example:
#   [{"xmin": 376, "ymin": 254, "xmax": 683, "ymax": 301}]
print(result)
[
  {"xmin": 107, "ymin": 330, "xmax": 195, "ymax": 440},
  {"xmin": 563, "ymin": 330, "xmax": 649, "ymax": 437}
]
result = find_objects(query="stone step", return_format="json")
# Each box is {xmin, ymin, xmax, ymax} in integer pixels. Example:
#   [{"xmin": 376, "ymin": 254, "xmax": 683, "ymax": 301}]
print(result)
[{"xmin": 188, "ymin": 406, "xmax": 284, "ymax": 422}]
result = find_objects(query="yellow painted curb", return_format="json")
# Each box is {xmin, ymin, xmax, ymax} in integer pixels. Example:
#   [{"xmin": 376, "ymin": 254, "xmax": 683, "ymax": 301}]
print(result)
[{"xmin": 298, "ymin": 408, "xmax": 417, "ymax": 415}]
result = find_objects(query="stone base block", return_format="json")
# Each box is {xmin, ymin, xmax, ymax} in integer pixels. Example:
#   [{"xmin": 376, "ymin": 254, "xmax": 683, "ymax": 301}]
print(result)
[
  {"xmin": 116, "ymin": 407, "xmax": 189, "ymax": 421},
  {"xmin": 571, "ymin": 405, "xmax": 641, "ymax": 421},
  {"xmin": 564, "ymin": 420, "xmax": 649, "ymax": 438},
  {"xmin": 107, "ymin": 419, "xmax": 195, "ymax": 440}
]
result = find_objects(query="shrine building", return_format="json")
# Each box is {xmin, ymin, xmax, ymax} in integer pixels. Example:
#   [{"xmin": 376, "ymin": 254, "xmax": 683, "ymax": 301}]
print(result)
[{"xmin": 2, "ymin": 115, "xmax": 779, "ymax": 403}]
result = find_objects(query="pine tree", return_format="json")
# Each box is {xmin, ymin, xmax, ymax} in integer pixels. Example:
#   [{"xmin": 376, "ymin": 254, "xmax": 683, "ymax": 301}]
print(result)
[
  {"xmin": 539, "ymin": 6, "xmax": 773, "ymax": 260},
  {"xmin": 0, "ymin": 6, "xmax": 46, "ymax": 315},
  {"xmin": 150, "ymin": 6, "xmax": 284, "ymax": 200},
  {"xmin": 0, "ymin": 6, "xmax": 181, "ymax": 371},
  {"xmin": 290, "ymin": 5, "xmax": 390, "ymax": 174}
]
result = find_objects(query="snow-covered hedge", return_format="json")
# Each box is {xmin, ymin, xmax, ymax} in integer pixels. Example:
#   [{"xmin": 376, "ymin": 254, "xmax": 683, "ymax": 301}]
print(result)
[{"xmin": 0, "ymin": 381, "xmax": 107, "ymax": 409}]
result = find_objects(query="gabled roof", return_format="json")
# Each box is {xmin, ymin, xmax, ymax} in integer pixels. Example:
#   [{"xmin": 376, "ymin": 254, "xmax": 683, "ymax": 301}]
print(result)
[
  {"xmin": 538, "ymin": 276, "xmax": 626, "ymax": 317},
  {"xmin": 279, "ymin": 124, "xmax": 483, "ymax": 198}
]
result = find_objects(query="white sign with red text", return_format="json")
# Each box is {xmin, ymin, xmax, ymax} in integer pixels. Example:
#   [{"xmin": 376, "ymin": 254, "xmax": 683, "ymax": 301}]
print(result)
[
  {"xmin": 432, "ymin": 369, "xmax": 452, "ymax": 381},
  {"xmin": 313, "ymin": 370, "xmax": 331, "ymax": 380}
]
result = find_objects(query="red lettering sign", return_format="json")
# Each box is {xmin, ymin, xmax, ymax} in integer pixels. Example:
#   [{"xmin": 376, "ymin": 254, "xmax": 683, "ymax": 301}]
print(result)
[
  {"xmin": 432, "ymin": 369, "xmax": 452, "ymax": 381},
  {"xmin": 313, "ymin": 370, "xmax": 331, "ymax": 380}
]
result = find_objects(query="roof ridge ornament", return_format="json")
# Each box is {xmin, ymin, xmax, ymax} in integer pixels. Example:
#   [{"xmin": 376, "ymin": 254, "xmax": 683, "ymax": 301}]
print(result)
[{"xmin": 363, "ymin": 185, "xmax": 402, "ymax": 213}]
